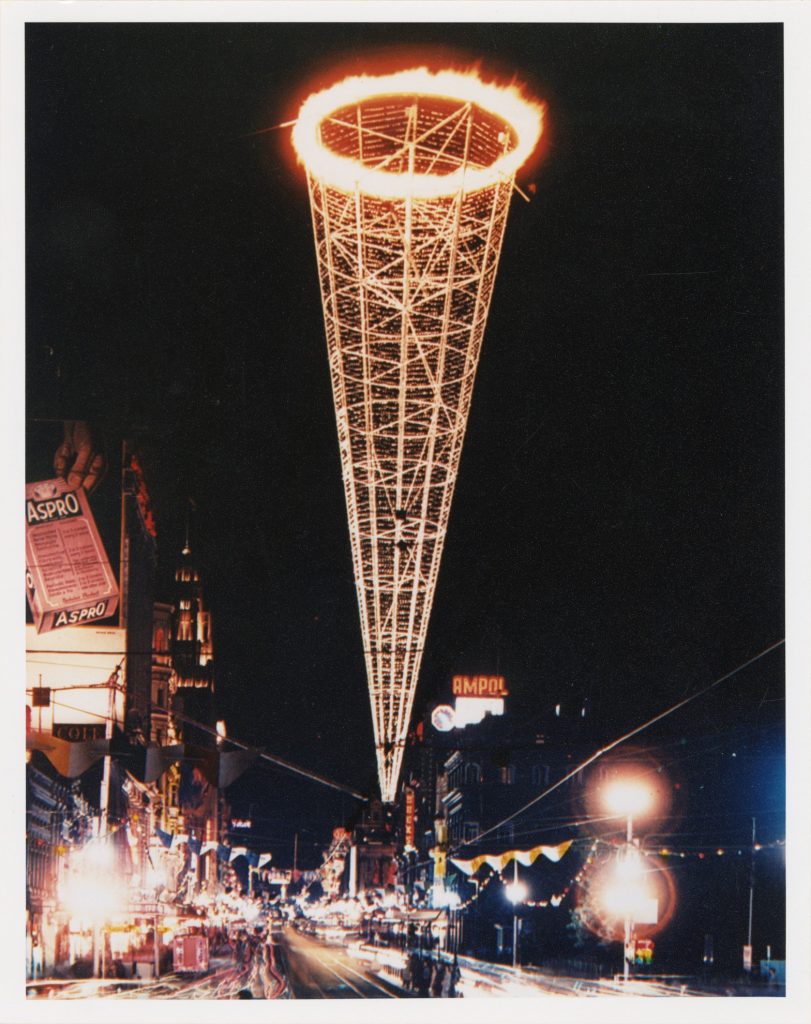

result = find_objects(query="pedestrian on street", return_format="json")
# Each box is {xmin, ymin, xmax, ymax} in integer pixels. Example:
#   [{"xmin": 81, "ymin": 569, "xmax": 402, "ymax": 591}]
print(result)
[
  {"xmin": 402, "ymin": 956, "xmax": 412, "ymax": 991},
  {"xmin": 417, "ymin": 956, "xmax": 431, "ymax": 998},
  {"xmin": 407, "ymin": 950, "xmax": 420, "ymax": 992},
  {"xmin": 431, "ymin": 960, "xmax": 445, "ymax": 998},
  {"xmin": 30, "ymin": 937, "xmax": 43, "ymax": 979},
  {"xmin": 449, "ymin": 954, "xmax": 461, "ymax": 997}
]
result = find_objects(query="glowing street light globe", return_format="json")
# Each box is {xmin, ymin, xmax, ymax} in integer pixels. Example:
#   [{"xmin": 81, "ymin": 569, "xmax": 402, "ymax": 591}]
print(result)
[
  {"xmin": 505, "ymin": 881, "xmax": 528, "ymax": 905},
  {"xmin": 599, "ymin": 854, "xmax": 659, "ymax": 927},
  {"xmin": 602, "ymin": 777, "xmax": 654, "ymax": 819},
  {"xmin": 600, "ymin": 881, "xmax": 657, "ymax": 923}
]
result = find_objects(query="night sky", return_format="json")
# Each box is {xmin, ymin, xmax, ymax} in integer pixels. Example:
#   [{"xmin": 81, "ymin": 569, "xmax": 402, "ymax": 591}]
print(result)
[{"xmin": 25, "ymin": 21, "xmax": 784, "ymax": 864}]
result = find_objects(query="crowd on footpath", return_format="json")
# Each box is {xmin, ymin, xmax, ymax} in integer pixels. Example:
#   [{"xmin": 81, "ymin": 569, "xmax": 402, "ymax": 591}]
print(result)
[
  {"xmin": 403, "ymin": 952, "xmax": 462, "ymax": 997},
  {"xmin": 231, "ymin": 926, "xmax": 274, "ymax": 968}
]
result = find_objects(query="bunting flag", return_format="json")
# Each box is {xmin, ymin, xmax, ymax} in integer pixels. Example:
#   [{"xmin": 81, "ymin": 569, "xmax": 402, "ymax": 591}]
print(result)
[
  {"xmin": 218, "ymin": 748, "xmax": 261, "ymax": 789},
  {"xmin": 150, "ymin": 823, "xmax": 274, "ymax": 870},
  {"xmin": 144, "ymin": 743, "xmax": 185, "ymax": 784},
  {"xmin": 156, "ymin": 828, "xmax": 173, "ymax": 849},
  {"xmin": 450, "ymin": 840, "xmax": 573, "ymax": 877},
  {"xmin": 265, "ymin": 868, "xmax": 292, "ymax": 884},
  {"xmin": 100, "ymin": 740, "xmax": 264, "ymax": 790},
  {"xmin": 184, "ymin": 745, "xmax": 220, "ymax": 788},
  {"xmin": 27, "ymin": 730, "xmax": 110, "ymax": 778},
  {"xmin": 446, "ymin": 840, "xmax": 599, "ymax": 913},
  {"xmin": 109, "ymin": 732, "xmax": 146, "ymax": 780}
]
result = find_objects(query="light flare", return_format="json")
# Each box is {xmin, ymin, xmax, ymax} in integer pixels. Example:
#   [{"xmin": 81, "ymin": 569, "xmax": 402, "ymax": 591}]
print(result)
[
  {"xmin": 603, "ymin": 778, "xmax": 655, "ymax": 819},
  {"xmin": 61, "ymin": 863, "xmax": 126, "ymax": 922},
  {"xmin": 505, "ymin": 881, "xmax": 528, "ymax": 905}
]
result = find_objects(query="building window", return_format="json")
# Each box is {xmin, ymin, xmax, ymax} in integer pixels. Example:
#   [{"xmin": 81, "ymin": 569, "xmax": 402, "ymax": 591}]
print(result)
[
  {"xmin": 532, "ymin": 765, "xmax": 550, "ymax": 787},
  {"xmin": 500, "ymin": 764, "xmax": 516, "ymax": 785},
  {"xmin": 465, "ymin": 763, "xmax": 480, "ymax": 785},
  {"xmin": 463, "ymin": 822, "xmax": 480, "ymax": 843}
]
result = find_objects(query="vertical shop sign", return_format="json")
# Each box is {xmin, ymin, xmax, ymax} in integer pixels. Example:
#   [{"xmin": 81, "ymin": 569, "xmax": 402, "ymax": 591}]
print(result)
[{"xmin": 404, "ymin": 787, "xmax": 416, "ymax": 849}]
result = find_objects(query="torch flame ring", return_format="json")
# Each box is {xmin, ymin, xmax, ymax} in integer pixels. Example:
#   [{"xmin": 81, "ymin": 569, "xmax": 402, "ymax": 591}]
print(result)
[{"xmin": 293, "ymin": 67, "xmax": 543, "ymax": 199}]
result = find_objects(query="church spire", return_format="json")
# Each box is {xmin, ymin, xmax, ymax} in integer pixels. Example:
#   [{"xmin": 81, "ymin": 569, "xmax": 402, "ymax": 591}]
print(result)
[{"xmin": 182, "ymin": 497, "xmax": 195, "ymax": 557}]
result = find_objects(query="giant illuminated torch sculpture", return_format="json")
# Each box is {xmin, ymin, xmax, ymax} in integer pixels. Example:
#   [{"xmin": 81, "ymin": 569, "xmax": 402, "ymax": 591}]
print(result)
[{"xmin": 293, "ymin": 69, "xmax": 543, "ymax": 801}]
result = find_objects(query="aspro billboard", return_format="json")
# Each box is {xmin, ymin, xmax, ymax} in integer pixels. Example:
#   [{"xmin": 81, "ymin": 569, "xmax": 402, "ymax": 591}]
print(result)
[
  {"xmin": 25, "ymin": 478, "xmax": 119, "ymax": 634},
  {"xmin": 26, "ymin": 625, "xmax": 126, "ymax": 733}
]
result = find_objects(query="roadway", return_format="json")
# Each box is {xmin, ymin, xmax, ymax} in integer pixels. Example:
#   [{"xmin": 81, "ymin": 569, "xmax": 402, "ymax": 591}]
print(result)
[
  {"xmin": 279, "ymin": 927, "xmax": 410, "ymax": 999},
  {"xmin": 30, "ymin": 928, "xmax": 769, "ymax": 1000},
  {"xmin": 27, "ymin": 927, "xmax": 408, "ymax": 1000}
]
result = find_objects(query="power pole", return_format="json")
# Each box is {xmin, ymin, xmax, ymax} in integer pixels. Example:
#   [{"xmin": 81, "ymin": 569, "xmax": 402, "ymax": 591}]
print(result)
[
  {"xmin": 747, "ymin": 817, "xmax": 756, "ymax": 960},
  {"xmin": 94, "ymin": 673, "xmax": 117, "ymax": 980},
  {"xmin": 512, "ymin": 859, "xmax": 519, "ymax": 970}
]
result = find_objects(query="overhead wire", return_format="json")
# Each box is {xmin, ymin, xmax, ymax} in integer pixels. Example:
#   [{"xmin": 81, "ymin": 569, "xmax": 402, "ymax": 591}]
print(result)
[
  {"xmin": 450, "ymin": 637, "xmax": 784, "ymax": 856},
  {"xmin": 29, "ymin": 693, "xmax": 368, "ymax": 802},
  {"xmin": 167, "ymin": 707, "xmax": 368, "ymax": 802}
]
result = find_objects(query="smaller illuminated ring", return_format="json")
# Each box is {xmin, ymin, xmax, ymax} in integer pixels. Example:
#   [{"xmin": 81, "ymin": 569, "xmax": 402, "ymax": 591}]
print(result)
[
  {"xmin": 293, "ymin": 67, "xmax": 543, "ymax": 200},
  {"xmin": 431, "ymin": 704, "xmax": 456, "ymax": 732}
]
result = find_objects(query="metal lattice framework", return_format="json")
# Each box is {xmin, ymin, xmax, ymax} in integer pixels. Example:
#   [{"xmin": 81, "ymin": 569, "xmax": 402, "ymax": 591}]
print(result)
[{"xmin": 294, "ymin": 71, "xmax": 542, "ymax": 801}]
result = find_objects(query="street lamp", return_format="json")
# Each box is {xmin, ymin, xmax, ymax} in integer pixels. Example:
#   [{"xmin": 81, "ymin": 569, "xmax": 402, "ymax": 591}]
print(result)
[
  {"xmin": 602, "ymin": 777, "xmax": 654, "ymax": 982},
  {"xmin": 505, "ymin": 859, "xmax": 527, "ymax": 970},
  {"xmin": 434, "ymin": 887, "xmax": 460, "ymax": 953}
]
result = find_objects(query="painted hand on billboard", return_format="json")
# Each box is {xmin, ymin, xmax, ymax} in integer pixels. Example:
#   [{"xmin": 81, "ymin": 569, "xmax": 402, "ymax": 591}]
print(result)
[{"xmin": 53, "ymin": 420, "xmax": 106, "ymax": 494}]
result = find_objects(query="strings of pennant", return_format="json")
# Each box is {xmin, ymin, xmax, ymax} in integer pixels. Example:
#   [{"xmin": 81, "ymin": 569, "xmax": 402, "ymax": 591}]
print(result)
[
  {"xmin": 447, "ymin": 840, "xmax": 592, "ymax": 912},
  {"xmin": 26, "ymin": 729, "xmax": 260, "ymax": 787},
  {"xmin": 448, "ymin": 871, "xmax": 499, "ymax": 912},
  {"xmin": 449, "ymin": 839, "xmax": 573, "ymax": 876},
  {"xmin": 653, "ymin": 839, "xmax": 785, "ymax": 859},
  {"xmin": 525, "ymin": 840, "xmax": 599, "ymax": 908},
  {"xmin": 154, "ymin": 830, "xmax": 272, "ymax": 868}
]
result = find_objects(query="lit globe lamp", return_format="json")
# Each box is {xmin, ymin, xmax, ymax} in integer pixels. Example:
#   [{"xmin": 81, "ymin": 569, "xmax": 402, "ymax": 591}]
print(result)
[
  {"xmin": 505, "ymin": 860, "xmax": 528, "ymax": 969},
  {"xmin": 601, "ymin": 776, "xmax": 656, "ymax": 982}
]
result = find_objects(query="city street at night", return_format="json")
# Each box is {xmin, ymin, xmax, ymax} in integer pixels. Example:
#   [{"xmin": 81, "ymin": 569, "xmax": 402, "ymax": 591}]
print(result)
[
  {"xmin": 5, "ymin": 2, "xmax": 811, "ymax": 1022},
  {"xmin": 23, "ymin": 917, "xmax": 791, "ymax": 1002}
]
